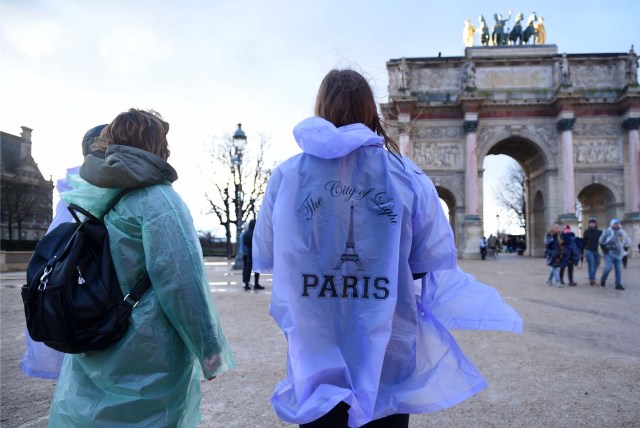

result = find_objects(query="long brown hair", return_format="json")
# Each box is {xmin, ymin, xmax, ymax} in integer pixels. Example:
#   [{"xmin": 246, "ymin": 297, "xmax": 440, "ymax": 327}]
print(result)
[
  {"xmin": 97, "ymin": 109, "xmax": 170, "ymax": 160},
  {"xmin": 314, "ymin": 69, "xmax": 400, "ymax": 155}
]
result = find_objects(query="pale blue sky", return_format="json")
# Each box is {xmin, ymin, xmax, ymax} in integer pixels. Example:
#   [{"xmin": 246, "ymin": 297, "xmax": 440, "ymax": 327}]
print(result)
[{"xmin": 1, "ymin": 0, "xmax": 638, "ymax": 236}]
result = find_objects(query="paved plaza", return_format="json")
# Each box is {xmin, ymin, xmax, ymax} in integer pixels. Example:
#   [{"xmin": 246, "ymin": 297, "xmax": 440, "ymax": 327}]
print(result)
[{"xmin": 1, "ymin": 254, "xmax": 639, "ymax": 427}]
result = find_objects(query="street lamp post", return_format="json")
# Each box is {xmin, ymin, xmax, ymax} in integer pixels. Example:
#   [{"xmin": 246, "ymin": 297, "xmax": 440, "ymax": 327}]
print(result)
[
  {"xmin": 231, "ymin": 123, "xmax": 246, "ymax": 270},
  {"xmin": 496, "ymin": 213, "xmax": 500, "ymax": 237}
]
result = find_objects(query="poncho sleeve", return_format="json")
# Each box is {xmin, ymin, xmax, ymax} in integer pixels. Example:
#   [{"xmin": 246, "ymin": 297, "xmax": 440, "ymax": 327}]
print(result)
[
  {"xmin": 141, "ymin": 188, "xmax": 235, "ymax": 379},
  {"xmin": 408, "ymin": 169, "xmax": 457, "ymax": 274}
]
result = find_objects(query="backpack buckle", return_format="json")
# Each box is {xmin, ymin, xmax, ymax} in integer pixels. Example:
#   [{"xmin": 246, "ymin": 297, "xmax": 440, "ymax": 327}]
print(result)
[
  {"xmin": 123, "ymin": 293, "xmax": 139, "ymax": 308},
  {"xmin": 38, "ymin": 266, "xmax": 53, "ymax": 291}
]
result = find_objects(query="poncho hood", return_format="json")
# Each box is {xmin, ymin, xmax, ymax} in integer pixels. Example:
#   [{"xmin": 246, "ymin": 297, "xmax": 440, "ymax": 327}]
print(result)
[
  {"xmin": 63, "ymin": 145, "xmax": 178, "ymax": 217},
  {"xmin": 293, "ymin": 116, "xmax": 384, "ymax": 159},
  {"xmin": 80, "ymin": 144, "xmax": 178, "ymax": 189}
]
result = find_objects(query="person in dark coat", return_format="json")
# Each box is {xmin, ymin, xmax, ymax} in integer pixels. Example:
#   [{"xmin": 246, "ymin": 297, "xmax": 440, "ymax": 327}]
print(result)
[
  {"xmin": 242, "ymin": 219, "xmax": 264, "ymax": 290},
  {"xmin": 582, "ymin": 217, "xmax": 602, "ymax": 286},
  {"xmin": 545, "ymin": 224, "xmax": 562, "ymax": 287},
  {"xmin": 559, "ymin": 225, "xmax": 580, "ymax": 285}
]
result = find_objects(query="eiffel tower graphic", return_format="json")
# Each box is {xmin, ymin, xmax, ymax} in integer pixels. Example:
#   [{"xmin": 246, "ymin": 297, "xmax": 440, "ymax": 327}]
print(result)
[{"xmin": 334, "ymin": 205, "xmax": 364, "ymax": 270}]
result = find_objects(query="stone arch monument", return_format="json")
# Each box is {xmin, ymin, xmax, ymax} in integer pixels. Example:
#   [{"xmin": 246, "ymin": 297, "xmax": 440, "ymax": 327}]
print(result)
[{"xmin": 381, "ymin": 45, "xmax": 640, "ymax": 258}]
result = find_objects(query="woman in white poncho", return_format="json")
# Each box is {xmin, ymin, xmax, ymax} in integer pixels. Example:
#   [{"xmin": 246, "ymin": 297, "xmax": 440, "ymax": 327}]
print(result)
[{"xmin": 253, "ymin": 69, "xmax": 522, "ymax": 428}]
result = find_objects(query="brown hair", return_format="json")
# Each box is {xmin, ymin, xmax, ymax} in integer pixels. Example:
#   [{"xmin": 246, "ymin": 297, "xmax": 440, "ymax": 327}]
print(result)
[
  {"xmin": 97, "ymin": 109, "xmax": 170, "ymax": 160},
  {"xmin": 314, "ymin": 69, "xmax": 400, "ymax": 155}
]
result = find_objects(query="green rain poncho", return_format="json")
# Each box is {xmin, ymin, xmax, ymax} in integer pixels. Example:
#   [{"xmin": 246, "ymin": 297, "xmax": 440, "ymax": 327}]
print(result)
[{"xmin": 48, "ymin": 145, "xmax": 235, "ymax": 427}]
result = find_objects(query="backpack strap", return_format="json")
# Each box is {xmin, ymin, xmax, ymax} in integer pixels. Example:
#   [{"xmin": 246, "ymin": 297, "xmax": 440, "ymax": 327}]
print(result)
[
  {"xmin": 66, "ymin": 188, "xmax": 152, "ymax": 308},
  {"xmin": 123, "ymin": 273, "xmax": 151, "ymax": 308},
  {"xmin": 67, "ymin": 189, "xmax": 133, "ymax": 223}
]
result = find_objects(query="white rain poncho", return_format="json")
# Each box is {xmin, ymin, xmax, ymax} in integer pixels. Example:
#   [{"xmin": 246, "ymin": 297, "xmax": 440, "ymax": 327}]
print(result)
[
  {"xmin": 253, "ymin": 117, "xmax": 522, "ymax": 427},
  {"xmin": 47, "ymin": 146, "xmax": 235, "ymax": 427},
  {"xmin": 21, "ymin": 168, "xmax": 76, "ymax": 379}
]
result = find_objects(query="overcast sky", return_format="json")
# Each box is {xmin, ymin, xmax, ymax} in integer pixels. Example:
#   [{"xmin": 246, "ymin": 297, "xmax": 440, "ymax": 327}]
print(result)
[{"xmin": 2, "ymin": 0, "xmax": 638, "ymax": 236}]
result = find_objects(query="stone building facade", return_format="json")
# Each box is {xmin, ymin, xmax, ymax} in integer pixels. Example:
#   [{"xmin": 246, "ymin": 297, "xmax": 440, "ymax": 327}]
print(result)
[
  {"xmin": 1, "ymin": 127, "xmax": 53, "ymax": 241},
  {"xmin": 381, "ymin": 45, "xmax": 640, "ymax": 258}
]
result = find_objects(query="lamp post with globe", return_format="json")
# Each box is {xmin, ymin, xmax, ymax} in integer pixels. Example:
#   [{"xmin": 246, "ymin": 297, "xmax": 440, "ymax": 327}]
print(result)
[{"xmin": 231, "ymin": 123, "xmax": 247, "ymax": 270}]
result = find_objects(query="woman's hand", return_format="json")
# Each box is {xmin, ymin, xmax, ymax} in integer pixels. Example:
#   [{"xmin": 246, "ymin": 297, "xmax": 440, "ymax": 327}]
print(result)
[{"xmin": 204, "ymin": 353, "xmax": 222, "ymax": 381}]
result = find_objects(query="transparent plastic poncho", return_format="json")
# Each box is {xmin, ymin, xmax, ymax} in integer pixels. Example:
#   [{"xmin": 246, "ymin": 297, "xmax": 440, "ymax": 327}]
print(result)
[{"xmin": 48, "ymin": 175, "xmax": 235, "ymax": 427}]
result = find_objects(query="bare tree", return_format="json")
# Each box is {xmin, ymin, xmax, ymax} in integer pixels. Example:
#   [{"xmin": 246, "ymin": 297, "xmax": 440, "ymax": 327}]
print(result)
[
  {"xmin": 204, "ymin": 133, "xmax": 272, "ymax": 258},
  {"xmin": 1, "ymin": 180, "xmax": 43, "ymax": 240},
  {"xmin": 493, "ymin": 160, "xmax": 526, "ymax": 230}
]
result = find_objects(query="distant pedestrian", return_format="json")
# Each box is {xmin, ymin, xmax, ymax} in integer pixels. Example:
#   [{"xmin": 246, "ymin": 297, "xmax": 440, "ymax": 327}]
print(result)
[
  {"xmin": 582, "ymin": 217, "xmax": 602, "ymax": 286},
  {"xmin": 487, "ymin": 234, "xmax": 498, "ymax": 258},
  {"xmin": 480, "ymin": 236, "xmax": 488, "ymax": 260},
  {"xmin": 545, "ymin": 224, "xmax": 562, "ymax": 287},
  {"xmin": 242, "ymin": 219, "xmax": 263, "ymax": 290},
  {"xmin": 599, "ymin": 218, "xmax": 631, "ymax": 290},
  {"xmin": 559, "ymin": 225, "xmax": 580, "ymax": 286}
]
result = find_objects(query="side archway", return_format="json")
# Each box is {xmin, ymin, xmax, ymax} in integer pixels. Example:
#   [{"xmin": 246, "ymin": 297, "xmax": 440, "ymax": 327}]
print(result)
[
  {"xmin": 577, "ymin": 184, "xmax": 617, "ymax": 227},
  {"xmin": 436, "ymin": 186, "xmax": 459, "ymax": 245}
]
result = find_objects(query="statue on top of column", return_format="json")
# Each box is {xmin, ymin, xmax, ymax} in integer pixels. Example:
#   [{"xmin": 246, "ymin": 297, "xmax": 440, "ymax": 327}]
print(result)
[
  {"xmin": 627, "ymin": 45, "xmax": 638, "ymax": 85},
  {"xmin": 463, "ymin": 18, "xmax": 476, "ymax": 47},
  {"xmin": 534, "ymin": 16, "xmax": 547, "ymax": 44}
]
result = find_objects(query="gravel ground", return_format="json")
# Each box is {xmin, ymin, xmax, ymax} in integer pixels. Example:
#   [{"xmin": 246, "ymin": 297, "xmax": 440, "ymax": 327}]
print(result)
[{"xmin": 2, "ymin": 254, "xmax": 639, "ymax": 427}]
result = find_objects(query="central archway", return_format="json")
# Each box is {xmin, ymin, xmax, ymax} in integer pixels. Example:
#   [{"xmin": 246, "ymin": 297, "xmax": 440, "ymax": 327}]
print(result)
[{"xmin": 480, "ymin": 135, "xmax": 550, "ymax": 257}]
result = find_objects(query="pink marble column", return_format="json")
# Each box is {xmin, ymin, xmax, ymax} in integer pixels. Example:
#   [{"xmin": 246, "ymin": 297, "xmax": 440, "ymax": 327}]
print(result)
[
  {"xmin": 463, "ymin": 120, "xmax": 479, "ymax": 217},
  {"xmin": 557, "ymin": 118, "xmax": 576, "ymax": 214},
  {"xmin": 623, "ymin": 118, "xmax": 640, "ymax": 213}
]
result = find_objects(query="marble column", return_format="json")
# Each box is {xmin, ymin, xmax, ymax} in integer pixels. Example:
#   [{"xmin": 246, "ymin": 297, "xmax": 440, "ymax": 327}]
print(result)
[
  {"xmin": 461, "ymin": 118, "xmax": 482, "ymax": 259},
  {"xmin": 463, "ymin": 119, "xmax": 479, "ymax": 219},
  {"xmin": 623, "ymin": 118, "xmax": 640, "ymax": 259},
  {"xmin": 622, "ymin": 118, "xmax": 640, "ymax": 215},
  {"xmin": 557, "ymin": 118, "xmax": 576, "ymax": 217}
]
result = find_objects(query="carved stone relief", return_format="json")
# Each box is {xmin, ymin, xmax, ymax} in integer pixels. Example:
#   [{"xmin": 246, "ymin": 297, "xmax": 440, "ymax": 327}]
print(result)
[
  {"xmin": 413, "ymin": 142, "xmax": 462, "ymax": 168},
  {"xmin": 573, "ymin": 121, "xmax": 621, "ymax": 137},
  {"xmin": 411, "ymin": 126, "xmax": 463, "ymax": 140},
  {"xmin": 412, "ymin": 69, "xmax": 460, "ymax": 92},
  {"xmin": 476, "ymin": 66, "xmax": 553, "ymax": 89},
  {"xmin": 572, "ymin": 64, "xmax": 622, "ymax": 89},
  {"xmin": 574, "ymin": 140, "xmax": 622, "ymax": 164}
]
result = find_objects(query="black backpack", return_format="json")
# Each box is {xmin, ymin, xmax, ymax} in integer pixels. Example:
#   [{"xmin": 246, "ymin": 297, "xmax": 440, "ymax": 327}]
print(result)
[{"xmin": 21, "ymin": 192, "xmax": 150, "ymax": 354}]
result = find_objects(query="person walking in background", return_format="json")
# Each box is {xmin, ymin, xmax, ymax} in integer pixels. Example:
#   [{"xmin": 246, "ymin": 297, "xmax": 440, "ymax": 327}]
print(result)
[
  {"xmin": 242, "ymin": 219, "xmax": 263, "ymax": 290},
  {"xmin": 487, "ymin": 234, "xmax": 498, "ymax": 258},
  {"xmin": 252, "ymin": 69, "xmax": 521, "ymax": 428},
  {"xmin": 559, "ymin": 225, "xmax": 580, "ymax": 286},
  {"xmin": 480, "ymin": 236, "xmax": 488, "ymax": 260},
  {"xmin": 21, "ymin": 124, "xmax": 107, "ymax": 380},
  {"xmin": 47, "ymin": 109, "xmax": 235, "ymax": 426},
  {"xmin": 599, "ymin": 218, "xmax": 630, "ymax": 290},
  {"xmin": 582, "ymin": 217, "xmax": 602, "ymax": 286},
  {"xmin": 239, "ymin": 221, "xmax": 250, "ymax": 289},
  {"xmin": 545, "ymin": 224, "xmax": 562, "ymax": 287}
]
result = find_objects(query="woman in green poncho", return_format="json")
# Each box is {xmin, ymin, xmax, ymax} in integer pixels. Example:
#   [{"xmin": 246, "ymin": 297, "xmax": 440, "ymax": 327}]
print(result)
[{"xmin": 48, "ymin": 109, "xmax": 235, "ymax": 427}]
